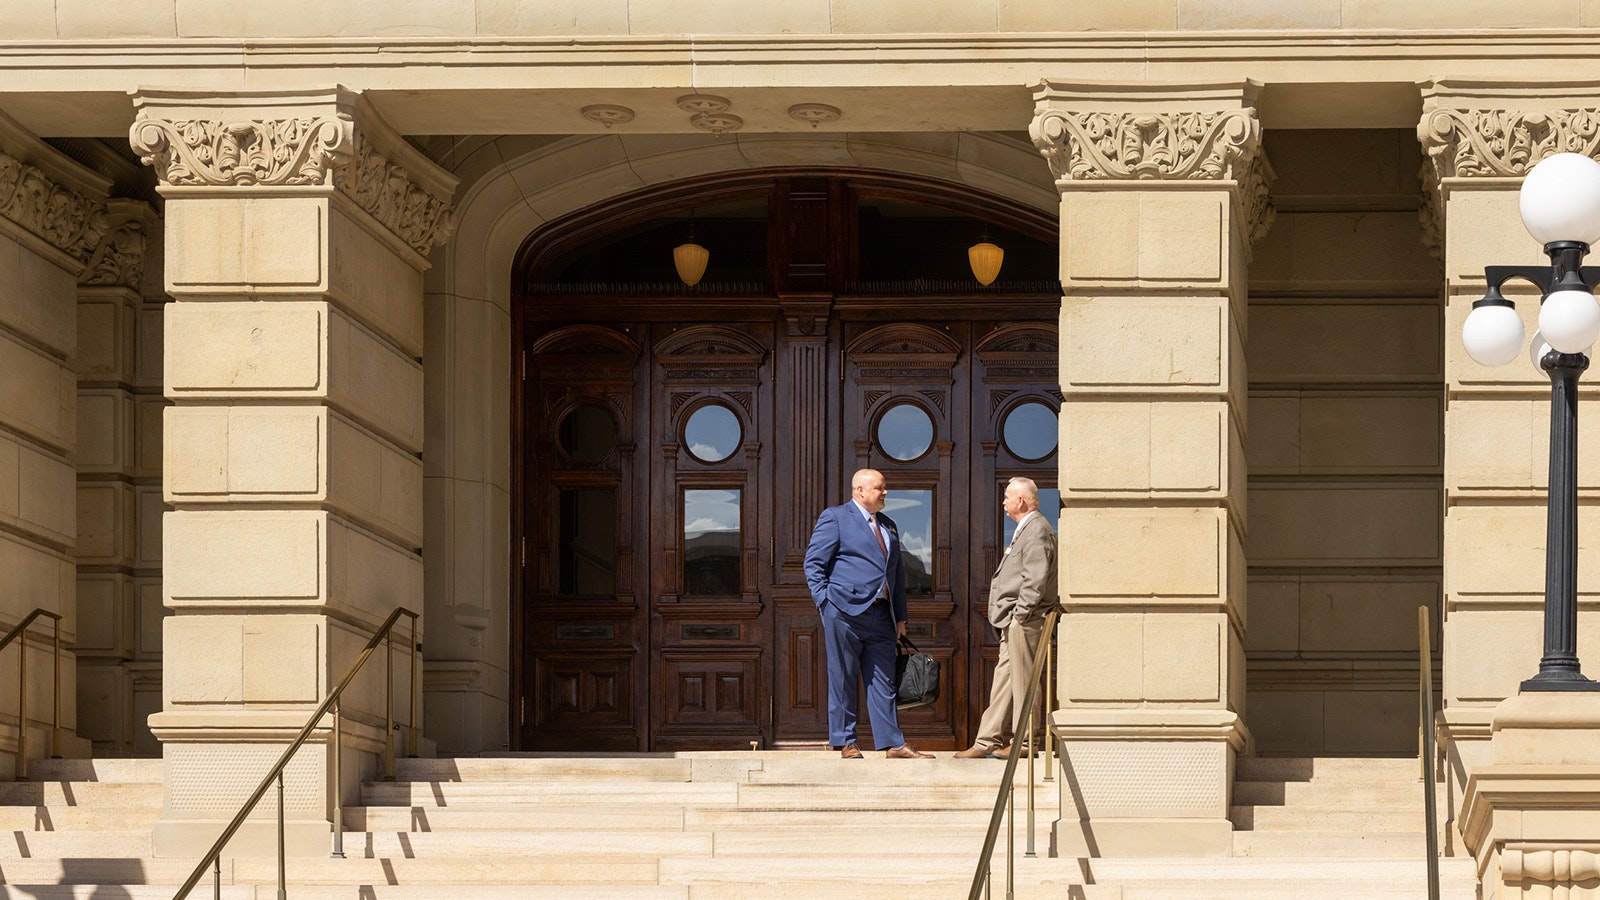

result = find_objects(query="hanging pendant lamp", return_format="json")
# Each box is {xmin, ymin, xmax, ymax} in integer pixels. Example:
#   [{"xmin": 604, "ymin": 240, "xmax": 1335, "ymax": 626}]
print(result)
[
  {"xmin": 674, "ymin": 214, "xmax": 709, "ymax": 286},
  {"xmin": 968, "ymin": 236, "xmax": 1004, "ymax": 287}
]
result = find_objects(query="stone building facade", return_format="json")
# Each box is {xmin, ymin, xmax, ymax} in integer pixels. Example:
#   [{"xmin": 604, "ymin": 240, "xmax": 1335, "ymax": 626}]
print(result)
[{"xmin": 3, "ymin": 1, "xmax": 1600, "ymax": 893}]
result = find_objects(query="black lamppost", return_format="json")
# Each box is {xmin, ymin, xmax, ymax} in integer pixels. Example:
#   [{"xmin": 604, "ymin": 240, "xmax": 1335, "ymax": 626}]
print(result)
[{"xmin": 1461, "ymin": 152, "xmax": 1600, "ymax": 691}]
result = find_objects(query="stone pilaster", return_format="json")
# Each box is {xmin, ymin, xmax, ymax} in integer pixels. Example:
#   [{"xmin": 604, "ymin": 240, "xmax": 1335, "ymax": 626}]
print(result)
[
  {"xmin": 0, "ymin": 109, "xmax": 108, "ymax": 778},
  {"xmin": 1421, "ymin": 79, "xmax": 1600, "ymax": 892},
  {"xmin": 130, "ymin": 87, "xmax": 456, "ymax": 855},
  {"xmin": 74, "ymin": 189, "xmax": 165, "ymax": 757},
  {"xmin": 1031, "ymin": 80, "xmax": 1269, "ymax": 857}
]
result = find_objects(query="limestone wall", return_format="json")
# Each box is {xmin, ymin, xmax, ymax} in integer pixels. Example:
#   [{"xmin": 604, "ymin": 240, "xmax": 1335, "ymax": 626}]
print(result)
[
  {"xmin": 6, "ymin": 0, "xmax": 1599, "ymax": 38},
  {"xmin": 1244, "ymin": 129, "xmax": 1443, "ymax": 754}
]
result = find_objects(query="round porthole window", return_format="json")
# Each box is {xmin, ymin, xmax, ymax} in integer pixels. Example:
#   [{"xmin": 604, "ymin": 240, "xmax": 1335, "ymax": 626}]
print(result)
[
  {"xmin": 556, "ymin": 403, "xmax": 618, "ymax": 464},
  {"xmin": 1002, "ymin": 401, "xmax": 1058, "ymax": 462},
  {"xmin": 684, "ymin": 403, "xmax": 742, "ymax": 463},
  {"xmin": 876, "ymin": 402, "xmax": 935, "ymax": 462}
]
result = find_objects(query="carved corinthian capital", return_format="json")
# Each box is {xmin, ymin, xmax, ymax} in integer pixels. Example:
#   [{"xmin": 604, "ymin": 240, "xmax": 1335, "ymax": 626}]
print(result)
[
  {"xmin": 129, "ymin": 116, "xmax": 355, "ymax": 187},
  {"xmin": 0, "ymin": 151, "xmax": 108, "ymax": 265},
  {"xmin": 1031, "ymin": 108, "xmax": 1263, "ymax": 183},
  {"xmin": 1418, "ymin": 107, "xmax": 1600, "ymax": 179},
  {"xmin": 1030, "ymin": 89, "xmax": 1274, "ymax": 251}
]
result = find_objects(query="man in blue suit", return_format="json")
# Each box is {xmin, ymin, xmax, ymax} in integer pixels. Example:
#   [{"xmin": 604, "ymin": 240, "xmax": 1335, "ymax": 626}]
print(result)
[{"xmin": 804, "ymin": 468, "xmax": 933, "ymax": 759}]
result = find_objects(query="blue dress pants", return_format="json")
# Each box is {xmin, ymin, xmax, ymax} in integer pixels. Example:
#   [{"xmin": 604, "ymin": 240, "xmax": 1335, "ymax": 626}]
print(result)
[{"xmin": 820, "ymin": 600, "xmax": 904, "ymax": 750}]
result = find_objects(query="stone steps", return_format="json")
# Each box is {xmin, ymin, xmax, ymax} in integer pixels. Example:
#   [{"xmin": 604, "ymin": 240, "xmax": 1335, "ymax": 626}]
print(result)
[{"xmin": 0, "ymin": 752, "xmax": 1475, "ymax": 898}]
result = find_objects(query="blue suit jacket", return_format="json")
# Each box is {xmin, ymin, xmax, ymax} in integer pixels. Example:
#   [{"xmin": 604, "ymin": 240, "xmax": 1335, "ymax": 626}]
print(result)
[{"xmin": 804, "ymin": 500, "xmax": 907, "ymax": 624}]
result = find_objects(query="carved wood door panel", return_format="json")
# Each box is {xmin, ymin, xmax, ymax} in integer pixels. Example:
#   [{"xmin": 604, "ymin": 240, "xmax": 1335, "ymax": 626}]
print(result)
[{"xmin": 648, "ymin": 324, "xmax": 773, "ymax": 750}]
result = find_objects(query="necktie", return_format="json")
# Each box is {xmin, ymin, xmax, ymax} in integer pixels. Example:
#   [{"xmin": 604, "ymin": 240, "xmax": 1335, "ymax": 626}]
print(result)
[{"xmin": 869, "ymin": 515, "xmax": 888, "ymax": 556}]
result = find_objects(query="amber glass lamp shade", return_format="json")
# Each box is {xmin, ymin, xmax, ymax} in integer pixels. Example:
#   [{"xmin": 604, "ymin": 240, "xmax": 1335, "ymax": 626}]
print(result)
[
  {"xmin": 673, "ymin": 242, "xmax": 710, "ymax": 286},
  {"xmin": 968, "ymin": 240, "xmax": 1004, "ymax": 286}
]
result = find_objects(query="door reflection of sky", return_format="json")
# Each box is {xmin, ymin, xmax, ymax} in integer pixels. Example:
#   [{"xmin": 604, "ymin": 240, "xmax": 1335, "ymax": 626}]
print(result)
[{"xmin": 684, "ymin": 489, "xmax": 741, "ymax": 538}]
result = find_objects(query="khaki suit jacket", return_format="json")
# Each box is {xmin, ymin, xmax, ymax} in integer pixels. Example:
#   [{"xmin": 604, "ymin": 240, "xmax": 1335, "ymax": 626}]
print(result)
[{"xmin": 986, "ymin": 512, "xmax": 1059, "ymax": 629}]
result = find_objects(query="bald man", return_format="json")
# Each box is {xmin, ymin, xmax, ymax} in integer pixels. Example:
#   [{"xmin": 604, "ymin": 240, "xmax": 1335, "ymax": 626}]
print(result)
[{"xmin": 804, "ymin": 469, "xmax": 932, "ymax": 759}]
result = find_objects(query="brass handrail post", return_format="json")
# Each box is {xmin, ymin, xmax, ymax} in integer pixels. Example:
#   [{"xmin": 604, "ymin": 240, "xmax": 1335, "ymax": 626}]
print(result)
[
  {"xmin": 330, "ymin": 698, "xmax": 345, "ymax": 859},
  {"xmin": 170, "ymin": 606, "xmax": 419, "ymax": 900},
  {"xmin": 384, "ymin": 626, "xmax": 395, "ymax": 780},
  {"xmin": 16, "ymin": 618, "xmax": 26, "ymax": 781},
  {"xmin": 1420, "ymin": 605, "xmax": 1441, "ymax": 900},
  {"xmin": 50, "ymin": 615, "xmax": 61, "ymax": 759},
  {"xmin": 1043, "ymin": 622, "xmax": 1055, "ymax": 783},
  {"xmin": 276, "ymin": 770, "xmax": 287, "ymax": 900},
  {"xmin": 407, "ymin": 612, "xmax": 419, "ymax": 759},
  {"xmin": 967, "ymin": 606, "xmax": 1062, "ymax": 900}
]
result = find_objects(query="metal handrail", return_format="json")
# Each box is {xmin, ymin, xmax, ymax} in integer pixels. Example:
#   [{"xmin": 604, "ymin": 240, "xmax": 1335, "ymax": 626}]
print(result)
[
  {"xmin": 1419, "ymin": 605, "xmax": 1441, "ymax": 900},
  {"xmin": 968, "ymin": 606, "xmax": 1062, "ymax": 900},
  {"xmin": 2, "ymin": 608, "xmax": 63, "ymax": 780},
  {"xmin": 172, "ymin": 606, "xmax": 420, "ymax": 900}
]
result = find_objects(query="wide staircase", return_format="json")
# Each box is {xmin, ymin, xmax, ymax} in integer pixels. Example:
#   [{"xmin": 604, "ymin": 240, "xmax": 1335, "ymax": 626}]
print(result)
[{"xmin": 1, "ymin": 752, "xmax": 1476, "ymax": 898}]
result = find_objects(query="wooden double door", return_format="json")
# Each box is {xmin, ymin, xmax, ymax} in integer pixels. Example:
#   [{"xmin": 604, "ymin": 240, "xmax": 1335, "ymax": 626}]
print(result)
[{"xmin": 515, "ymin": 303, "xmax": 1060, "ymax": 751}]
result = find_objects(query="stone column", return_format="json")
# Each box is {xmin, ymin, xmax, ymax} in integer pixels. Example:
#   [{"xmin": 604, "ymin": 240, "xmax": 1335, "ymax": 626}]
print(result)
[
  {"xmin": 74, "ymin": 187, "xmax": 165, "ymax": 757},
  {"xmin": 0, "ymin": 110, "xmax": 109, "ymax": 777},
  {"xmin": 1421, "ymin": 81, "xmax": 1600, "ymax": 887},
  {"xmin": 1030, "ymin": 81, "xmax": 1271, "ymax": 858},
  {"xmin": 129, "ymin": 88, "xmax": 455, "ymax": 855}
]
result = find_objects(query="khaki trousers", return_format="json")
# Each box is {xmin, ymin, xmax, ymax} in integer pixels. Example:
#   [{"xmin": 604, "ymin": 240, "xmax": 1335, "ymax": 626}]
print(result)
[{"xmin": 972, "ymin": 616, "xmax": 1047, "ymax": 752}]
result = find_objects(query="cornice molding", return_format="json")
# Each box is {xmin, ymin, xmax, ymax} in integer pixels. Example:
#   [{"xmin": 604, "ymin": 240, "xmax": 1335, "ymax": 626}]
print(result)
[{"xmin": 129, "ymin": 89, "xmax": 458, "ymax": 255}]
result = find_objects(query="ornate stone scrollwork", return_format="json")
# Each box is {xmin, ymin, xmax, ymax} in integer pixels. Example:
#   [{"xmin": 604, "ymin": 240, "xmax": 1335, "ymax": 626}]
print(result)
[
  {"xmin": 332, "ymin": 132, "xmax": 456, "ymax": 256},
  {"xmin": 1030, "ymin": 109, "xmax": 1262, "ymax": 182},
  {"xmin": 80, "ymin": 220, "xmax": 149, "ymax": 289},
  {"xmin": 129, "ymin": 116, "xmax": 355, "ymax": 187},
  {"xmin": 1030, "ymin": 106, "xmax": 1274, "ymax": 252},
  {"xmin": 0, "ymin": 151, "xmax": 108, "ymax": 264},
  {"xmin": 1419, "ymin": 108, "xmax": 1600, "ymax": 179}
]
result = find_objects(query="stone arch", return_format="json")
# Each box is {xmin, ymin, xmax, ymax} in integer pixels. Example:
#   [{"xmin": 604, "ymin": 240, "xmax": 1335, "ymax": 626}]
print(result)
[{"xmin": 420, "ymin": 131, "xmax": 1056, "ymax": 753}]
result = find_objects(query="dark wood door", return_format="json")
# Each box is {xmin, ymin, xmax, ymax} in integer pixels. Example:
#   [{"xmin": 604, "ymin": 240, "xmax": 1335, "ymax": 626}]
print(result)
[{"xmin": 512, "ymin": 171, "xmax": 1061, "ymax": 752}]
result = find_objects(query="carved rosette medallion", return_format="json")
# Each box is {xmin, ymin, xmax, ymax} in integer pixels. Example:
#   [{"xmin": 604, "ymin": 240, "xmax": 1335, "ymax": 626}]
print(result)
[
  {"xmin": 129, "ymin": 116, "xmax": 354, "ymax": 186},
  {"xmin": 0, "ymin": 151, "xmax": 108, "ymax": 265},
  {"xmin": 1416, "ymin": 107, "xmax": 1600, "ymax": 260},
  {"xmin": 332, "ymin": 132, "xmax": 456, "ymax": 255},
  {"xmin": 1030, "ymin": 107, "xmax": 1274, "ymax": 250}
]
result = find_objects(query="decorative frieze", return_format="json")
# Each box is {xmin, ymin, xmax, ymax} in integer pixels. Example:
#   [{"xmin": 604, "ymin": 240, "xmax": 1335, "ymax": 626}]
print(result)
[
  {"xmin": 128, "ymin": 117, "xmax": 355, "ymax": 187},
  {"xmin": 332, "ymin": 132, "xmax": 456, "ymax": 256},
  {"xmin": 128, "ymin": 90, "xmax": 458, "ymax": 257},
  {"xmin": 0, "ymin": 151, "xmax": 108, "ymax": 265},
  {"xmin": 80, "ymin": 221, "xmax": 147, "ymax": 289}
]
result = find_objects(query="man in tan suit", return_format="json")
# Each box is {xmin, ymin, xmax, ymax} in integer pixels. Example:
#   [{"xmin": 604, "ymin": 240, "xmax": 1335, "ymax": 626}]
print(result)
[{"xmin": 955, "ymin": 476, "xmax": 1059, "ymax": 758}]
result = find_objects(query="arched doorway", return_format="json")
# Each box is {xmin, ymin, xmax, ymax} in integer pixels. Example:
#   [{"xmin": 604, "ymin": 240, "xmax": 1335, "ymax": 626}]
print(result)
[{"xmin": 511, "ymin": 169, "xmax": 1062, "ymax": 750}]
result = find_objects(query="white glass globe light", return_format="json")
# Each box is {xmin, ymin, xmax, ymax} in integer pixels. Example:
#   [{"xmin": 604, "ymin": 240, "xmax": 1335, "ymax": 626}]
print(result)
[
  {"xmin": 1539, "ymin": 288, "xmax": 1600, "ymax": 353},
  {"xmin": 1521, "ymin": 153, "xmax": 1600, "ymax": 246},
  {"xmin": 1462, "ymin": 301, "xmax": 1526, "ymax": 366},
  {"xmin": 1529, "ymin": 328, "xmax": 1593, "ymax": 372}
]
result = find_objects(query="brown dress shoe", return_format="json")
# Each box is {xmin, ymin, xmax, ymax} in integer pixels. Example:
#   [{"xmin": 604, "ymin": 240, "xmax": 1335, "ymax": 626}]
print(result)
[
  {"xmin": 884, "ymin": 743, "xmax": 934, "ymax": 759},
  {"xmin": 953, "ymin": 745, "xmax": 997, "ymax": 759},
  {"xmin": 840, "ymin": 742, "xmax": 863, "ymax": 760}
]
